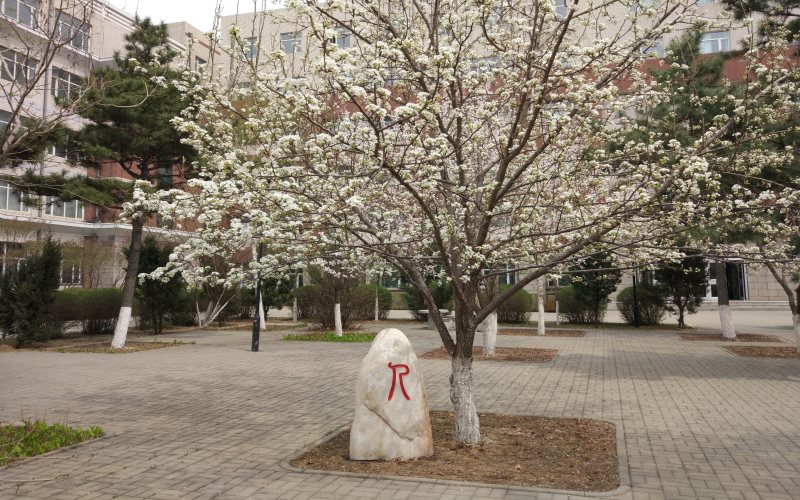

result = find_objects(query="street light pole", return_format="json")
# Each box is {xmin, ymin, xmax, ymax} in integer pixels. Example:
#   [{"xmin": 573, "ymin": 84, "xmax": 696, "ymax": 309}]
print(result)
[{"xmin": 252, "ymin": 241, "xmax": 264, "ymax": 352}]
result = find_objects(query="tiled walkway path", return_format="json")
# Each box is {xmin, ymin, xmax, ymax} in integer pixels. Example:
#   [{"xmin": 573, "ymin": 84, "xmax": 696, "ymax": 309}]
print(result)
[{"xmin": 1, "ymin": 322, "xmax": 799, "ymax": 499}]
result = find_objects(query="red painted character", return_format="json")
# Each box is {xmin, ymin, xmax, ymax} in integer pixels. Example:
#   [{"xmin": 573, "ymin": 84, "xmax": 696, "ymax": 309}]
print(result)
[{"xmin": 387, "ymin": 362, "xmax": 411, "ymax": 401}]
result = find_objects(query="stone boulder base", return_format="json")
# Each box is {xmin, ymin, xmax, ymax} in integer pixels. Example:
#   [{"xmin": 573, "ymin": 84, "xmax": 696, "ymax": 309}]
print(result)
[{"xmin": 350, "ymin": 328, "xmax": 433, "ymax": 461}]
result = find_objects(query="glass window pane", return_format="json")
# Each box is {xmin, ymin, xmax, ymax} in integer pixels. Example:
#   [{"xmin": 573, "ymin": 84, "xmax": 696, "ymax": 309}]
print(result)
[
  {"xmin": 0, "ymin": 183, "xmax": 8, "ymax": 209},
  {"xmin": 8, "ymin": 189, "xmax": 21, "ymax": 211},
  {"xmin": 4, "ymin": 0, "xmax": 18, "ymax": 19}
]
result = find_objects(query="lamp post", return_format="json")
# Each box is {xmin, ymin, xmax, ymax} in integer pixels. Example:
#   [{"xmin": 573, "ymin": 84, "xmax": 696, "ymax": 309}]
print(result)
[
  {"xmin": 252, "ymin": 241, "xmax": 264, "ymax": 352},
  {"xmin": 632, "ymin": 267, "xmax": 641, "ymax": 328}
]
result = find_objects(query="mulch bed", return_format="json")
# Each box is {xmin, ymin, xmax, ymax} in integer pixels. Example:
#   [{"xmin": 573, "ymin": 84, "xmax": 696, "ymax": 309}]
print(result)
[
  {"xmin": 678, "ymin": 333, "xmax": 786, "ymax": 343},
  {"xmin": 54, "ymin": 341, "xmax": 189, "ymax": 353},
  {"xmin": 723, "ymin": 346, "xmax": 800, "ymax": 358},
  {"xmin": 290, "ymin": 411, "xmax": 618, "ymax": 491},
  {"xmin": 419, "ymin": 346, "xmax": 557, "ymax": 362},
  {"xmin": 498, "ymin": 329, "xmax": 585, "ymax": 337}
]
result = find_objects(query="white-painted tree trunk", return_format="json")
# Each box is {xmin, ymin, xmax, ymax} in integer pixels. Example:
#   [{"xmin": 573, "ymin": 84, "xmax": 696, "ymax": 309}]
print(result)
[
  {"xmin": 374, "ymin": 291, "xmax": 380, "ymax": 322},
  {"xmin": 450, "ymin": 356, "xmax": 481, "ymax": 444},
  {"xmin": 537, "ymin": 277, "xmax": 546, "ymax": 336},
  {"xmin": 334, "ymin": 303, "xmax": 342, "ymax": 336},
  {"xmin": 259, "ymin": 296, "xmax": 266, "ymax": 329},
  {"xmin": 292, "ymin": 297, "xmax": 298, "ymax": 321},
  {"xmin": 481, "ymin": 312, "xmax": 497, "ymax": 357},
  {"xmin": 793, "ymin": 314, "xmax": 800, "ymax": 353},
  {"xmin": 111, "ymin": 306, "xmax": 132, "ymax": 349},
  {"xmin": 719, "ymin": 305, "xmax": 736, "ymax": 340}
]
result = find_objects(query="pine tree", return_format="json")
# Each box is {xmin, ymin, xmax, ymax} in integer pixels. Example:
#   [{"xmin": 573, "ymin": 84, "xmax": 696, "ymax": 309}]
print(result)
[
  {"xmin": 75, "ymin": 17, "xmax": 195, "ymax": 348},
  {"xmin": 0, "ymin": 236, "xmax": 63, "ymax": 347}
]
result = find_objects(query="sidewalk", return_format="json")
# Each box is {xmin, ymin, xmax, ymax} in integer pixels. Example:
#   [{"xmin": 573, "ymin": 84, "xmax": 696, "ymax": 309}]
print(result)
[{"xmin": 1, "ymin": 318, "xmax": 799, "ymax": 499}]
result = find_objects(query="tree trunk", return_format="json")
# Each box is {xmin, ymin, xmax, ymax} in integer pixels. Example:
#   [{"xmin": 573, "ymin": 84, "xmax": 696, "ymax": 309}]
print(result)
[
  {"xmin": 450, "ymin": 356, "xmax": 480, "ymax": 444},
  {"xmin": 259, "ymin": 294, "xmax": 266, "ymax": 328},
  {"xmin": 715, "ymin": 260, "xmax": 736, "ymax": 340},
  {"xmin": 794, "ymin": 313, "xmax": 800, "ymax": 354},
  {"xmin": 481, "ymin": 311, "xmax": 497, "ymax": 357},
  {"xmin": 111, "ymin": 218, "xmax": 144, "ymax": 349},
  {"xmin": 292, "ymin": 297, "xmax": 298, "ymax": 321},
  {"xmin": 677, "ymin": 306, "xmax": 685, "ymax": 329},
  {"xmin": 292, "ymin": 272, "xmax": 299, "ymax": 321},
  {"xmin": 537, "ymin": 277, "xmax": 546, "ymax": 335}
]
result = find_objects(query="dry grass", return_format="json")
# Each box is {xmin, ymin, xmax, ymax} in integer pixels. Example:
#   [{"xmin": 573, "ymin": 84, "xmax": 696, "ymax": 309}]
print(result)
[
  {"xmin": 419, "ymin": 346, "xmax": 558, "ymax": 362},
  {"xmin": 290, "ymin": 411, "xmax": 619, "ymax": 492},
  {"xmin": 723, "ymin": 346, "xmax": 800, "ymax": 358}
]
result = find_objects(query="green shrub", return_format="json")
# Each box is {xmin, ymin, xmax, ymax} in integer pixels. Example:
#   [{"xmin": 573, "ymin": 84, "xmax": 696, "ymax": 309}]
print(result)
[
  {"xmin": 562, "ymin": 253, "xmax": 622, "ymax": 325},
  {"xmin": 0, "ymin": 237, "xmax": 63, "ymax": 347},
  {"xmin": 496, "ymin": 288, "xmax": 534, "ymax": 323},
  {"xmin": 53, "ymin": 288, "xmax": 122, "ymax": 334},
  {"xmin": 291, "ymin": 269, "xmax": 373, "ymax": 329},
  {"xmin": 557, "ymin": 285, "xmax": 597, "ymax": 324},
  {"xmin": 403, "ymin": 281, "xmax": 453, "ymax": 320},
  {"xmin": 0, "ymin": 421, "xmax": 103, "ymax": 465},
  {"xmin": 616, "ymin": 285, "xmax": 667, "ymax": 326},
  {"xmin": 357, "ymin": 285, "xmax": 393, "ymax": 320}
]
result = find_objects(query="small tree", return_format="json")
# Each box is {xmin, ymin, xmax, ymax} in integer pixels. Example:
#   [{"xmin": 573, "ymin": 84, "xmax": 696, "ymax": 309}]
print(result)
[
  {"xmin": 568, "ymin": 253, "xmax": 622, "ymax": 326},
  {"xmin": 655, "ymin": 252, "xmax": 709, "ymax": 328},
  {"xmin": 133, "ymin": 236, "xmax": 186, "ymax": 334},
  {"xmin": 0, "ymin": 236, "xmax": 62, "ymax": 346}
]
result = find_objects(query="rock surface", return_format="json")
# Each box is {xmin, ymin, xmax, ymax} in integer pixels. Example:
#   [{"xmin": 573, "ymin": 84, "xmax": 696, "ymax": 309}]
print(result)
[{"xmin": 350, "ymin": 328, "xmax": 433, "ymax": 460}]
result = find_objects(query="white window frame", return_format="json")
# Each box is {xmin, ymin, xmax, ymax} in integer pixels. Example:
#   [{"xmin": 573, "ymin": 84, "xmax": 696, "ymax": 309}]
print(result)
[
  {"xmin": 640, "ymin": 38, "xmax": 665, "ymax": 58},
  {"xmin": 243, "ymin": 37, "xmax": 257, "ymax": 61},
  {"xmin": 51, "ymin": 67, "xmax": 83, "ymax": 100},
  {"xmin": 554, "ymin": 0, "xmax": 568, "ymax": 18},
  {"xmin": 335, "ymin": 27, "xmax": 351, "ymax": 49},
  {"xmin": 280, "ymin": 32, "xmax": 302, "ymax": 54},
  {"xmin": 45, "ymin": 195, "xmax": 83, "ymax": 219},
  {"xmin": 1, "ymin": 46, "xmax": 38, "ymax": 84},
  {"xmin": 0, "ymin": 181, "xmax": 26, "ymax": 212},
  {"xmin": 56, "ymin": 10, "xmax": 90, "ymax": 52},
  {"xmin": 60, "ymin": 260, "xmax": 81, "ymax": 285},
  {"xmin": 699, "ymin": 31, "xmax": 730, "ymax": 54},
  {"xmin": 0, "ymin": 109, "xmax": 11, "ymax": 131},
  {"xmin": 2, "ymin": 0, "xmax": 40, "ymax": 28}
]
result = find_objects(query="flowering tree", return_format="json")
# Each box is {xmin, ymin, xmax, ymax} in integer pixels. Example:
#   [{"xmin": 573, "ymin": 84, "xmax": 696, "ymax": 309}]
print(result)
[{"xmin": 148, "ymin": 0, "xmax": 799, "ymax": 444}]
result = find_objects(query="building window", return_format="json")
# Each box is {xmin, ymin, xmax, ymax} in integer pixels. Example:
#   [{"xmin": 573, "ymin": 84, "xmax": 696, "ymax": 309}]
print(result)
[
  {"xmin": 0, "ymin": 181, "xmax": 25, "ymax": 211},
  {"xmin": 631, "ymin": 0, "xmax": 658, "ymax": 13},
  {"xmin": 498, "ymin": 263, "xmax": 517, "ymax": 286},
  {"xmin": 51, "ymin": 67, "xmax": 83, "ymax": 100},
  {"xmin": 640, "ymin": 38, "xmax": 665, "ymax": 58},
  {"xmin": 194, "ymin": 56, "xmax": 206, "ymax": 71},
  {"xmin": 45, "ymin": 196, "xmax": 83, "ymax": 219},
  {"xmin": 49, "ymin": 143, "xmax": 67, "ymax": 158},
  {"xmin": 1, "ymin": 46, "xmax": 38, "ymax": 84},
  {"xmin": 334, "ymin": 28, "xmax": 351, "ymax": 49},
  {"xmin": 699, "ymin": 31, "xmax": 730, "ymax": 54},
  {"xmin": 56, "ymin": 10, "xmax": 90, "ymax": 52},
  {"xmin": 243, "ymin": 37, "xmax": 257, "ymax": 60},
  {"xmin": 280, "ymin": 32, "xmax": 301, "ymax": 54},
  {"xmin": 553, "ymin": 0, "xmax": 568, "ymax": 18},
  {"xmin": 2, "ymin": 0, "xmax": 39, "ymax": 28},
  {"xmin": 0, "ymin": 241, "xmax": 24, "ymax": 275},
  {"xmin": 0, "ymin": 109, "xmax": 10, "ymax": 131},
  {"xmin": 60, "ymin": 261, "xmax": 81, "ymax": 285}
]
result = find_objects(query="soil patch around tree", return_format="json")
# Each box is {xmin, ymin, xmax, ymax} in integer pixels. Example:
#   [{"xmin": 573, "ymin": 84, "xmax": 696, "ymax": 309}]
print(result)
[
  {"xmin": 723, "ymin": 346, "xmax": 800, "ymax": 358},
  {"xmin": 419, "ymin": 346, "xmax": 557, "ymax": 362},
  {"xmin": 679, "ymin": 333, "xmax": 786, "ymax": 343},
  {"xmin": 290, "ymin": 411, "xmax": 618, "ymax": 492},
  {"xmin": 498, "ymin": 328, "xmax": 585, "ymax": 337},
  {"xmin": 54, "ymin": 341, "xmax": 192, "ymax": 354}
]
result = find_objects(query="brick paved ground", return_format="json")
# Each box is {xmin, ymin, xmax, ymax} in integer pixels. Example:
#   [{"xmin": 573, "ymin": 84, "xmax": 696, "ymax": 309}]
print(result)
[{"xmin": 1, "ymin": 321, "xmax": 799, "ymax": 500}]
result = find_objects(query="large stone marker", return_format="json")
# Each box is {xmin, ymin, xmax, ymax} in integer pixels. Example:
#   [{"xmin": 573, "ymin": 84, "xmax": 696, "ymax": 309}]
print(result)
[{"xmin": 350, "ymin": 328, "xmax": 433, "ymax": 460}]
